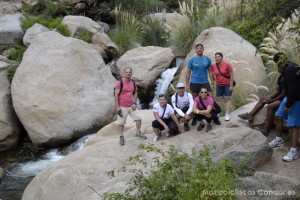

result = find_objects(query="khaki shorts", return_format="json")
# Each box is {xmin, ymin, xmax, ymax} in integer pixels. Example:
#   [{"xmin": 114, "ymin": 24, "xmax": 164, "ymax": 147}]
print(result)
[{"xmin": 116, "ymin": 107, "xmax": 141, "ymax": 125}]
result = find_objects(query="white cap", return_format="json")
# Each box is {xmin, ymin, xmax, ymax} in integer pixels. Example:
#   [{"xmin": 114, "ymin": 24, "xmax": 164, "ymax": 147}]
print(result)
[{"xmin": 176, "ymin": 82, "xmax": 185, "ymax": 88}]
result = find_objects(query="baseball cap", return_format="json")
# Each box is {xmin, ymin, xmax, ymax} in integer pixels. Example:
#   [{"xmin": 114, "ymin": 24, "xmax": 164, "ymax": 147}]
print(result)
[{"xmin": 176, "ymin": 83, "xmax": 185, "ymax": 88}]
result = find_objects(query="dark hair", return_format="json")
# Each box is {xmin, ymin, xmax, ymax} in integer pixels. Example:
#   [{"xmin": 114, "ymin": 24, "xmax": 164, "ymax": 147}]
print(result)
[
  {"xmin": 158, "ymin": 94, "xmax": 166, "ymax": 99},
  {"xmin": 195, "ymin": 43, "xmax": 204, "ymax": 48},
  {"xmin": 215, "ymin": 52, "xmax": 223, "ymax": 58},
  {"xmin": 273, "ymin": 52, "xmax": 287, "ymax": 63}
]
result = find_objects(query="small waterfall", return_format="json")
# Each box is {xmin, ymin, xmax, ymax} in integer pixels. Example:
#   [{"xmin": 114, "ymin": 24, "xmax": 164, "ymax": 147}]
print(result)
[
  {"xmin": 150, "ymin": 58, "xmax": 183, "ymax": 107},
  {"xmin": 106, "ymin": 59, "xmax": 116, "ymax": 68}
]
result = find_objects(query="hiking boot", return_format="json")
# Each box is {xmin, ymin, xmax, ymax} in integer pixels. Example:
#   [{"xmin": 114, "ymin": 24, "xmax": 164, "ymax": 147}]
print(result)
[
  {"xmin": 153, "ymin": 135, "xmax": 159, "ymax": 142},
  {"xmin": 282, "ymin": 151, "xmax": 298, "ymax": 162},
  {"xmin": 213, "ymin": 118, "xmax": 221, "ymax": 125},
  {"xmin": 197, "ymin": 123, "xmax": 205, "ymax": 131},
  {"xmin": 119, "ymin": 136, "xmax": 125, "ymax": 146},
  {"xmin": 269, "ymin": 138, "xmax": 284, "ymax": 148},
  {"xmin": 238, "ymin": 113, "xmax": 254, "ymax": 122},
  {"xmin": 206, "ymin": 124, "xmax": 212, "ymax": 132},
  {"xmin": 224, "ymin": 114, "xmax": 230, "ymax": 121},
  {"xmin": 136, "ymin": 132, "xmax": 147, "ymax": 139},
  {"xmin": 184, "ymin": 123, "xmax": 190, "ymax": 131},
  {"xmin": 191, "ymin": 118, "xmax": 197, "ymax": 126}
]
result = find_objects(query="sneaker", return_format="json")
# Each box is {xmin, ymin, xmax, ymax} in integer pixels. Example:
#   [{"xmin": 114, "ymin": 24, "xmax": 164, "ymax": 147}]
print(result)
[
  {"xmin": 184, "ymin": 123, "xmax": 190, "ymax": 131},
  {"xmin": 153, "ymin": 135, "xmax": 159, "ymax": 142},
  {"xmin": 136, "ymin": 132, "xmax": 147, "ymax": 139},
  {"xmin": 206, "ymin": 124, "xmax": 212, "ymax": 132},
  {"xmin": 119, "ymin": 136, "xmax": 125, "ymax": 146},
  {"xmin": 282, "ymin": 151, "xmax": 298, "ymax": 162},
  {"xmin": 238, "ymin": 113, "xmax": 254, "ymax": 122},
  {"xmin": 213, "ymin": 118, "xmax": 221, "ymax": 125},
  {"xmin": 191, "ymin": 118, "xmax": 197, "ymax": 126},
  {"xmin": 268, "ymin": 139, "xmax": 284, "ymax": 148},
  {"xmin": 224, "ymin": 114, "xmax": 230, "ymax": 121},
  {"xmin": 197, "ymin": 123, "xmax": 205, "ymax": 131}
]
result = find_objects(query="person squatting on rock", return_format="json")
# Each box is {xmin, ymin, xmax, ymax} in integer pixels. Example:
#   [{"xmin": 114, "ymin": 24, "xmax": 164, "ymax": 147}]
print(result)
[
  {"xmin": 268, "ymin": 52, "xmax": 300, "ymax": 162},
  {"xmin": 114, "ymin": 67, "xmax": 147, "ymax": 146},
  {"xmin": 238, "ymin": 60, "xmax": 285, "ymax": 135},
  {"xmin": 211, "ymin": 52, "xmax": 235, "ymax": 121},
  {"xmin": 152, "ymin": 94, "xmax": 183, "ymax": 142},
  {"xmin": 186, "ymin": 43, "xmax": 221, "ymax": 126},
  {"xmin": 171, "ymin": 83, "xmax": 194, "ymax": 132},
  {"xmin": 193, "ymin": 87, "xmax": 221, "ymax": 132}
]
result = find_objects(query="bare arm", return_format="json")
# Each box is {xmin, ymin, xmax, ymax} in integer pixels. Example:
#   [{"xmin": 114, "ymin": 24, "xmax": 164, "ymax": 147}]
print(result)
[
  {"xmin": 115, "ymin": 88, "xmax": 121, "ymax": 112},
  {"xmin": 186, "ymin": 68, "xmax": 191, "ymax": 91},
  {"xmin": 193, "ymin": 102, "xmax": 213, "ymax": 115}
]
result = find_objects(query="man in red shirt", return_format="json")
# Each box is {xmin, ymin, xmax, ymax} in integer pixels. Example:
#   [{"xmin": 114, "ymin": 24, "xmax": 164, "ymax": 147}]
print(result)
[{"xmin": 114, "ymin": 67, "xmax": 146, "ymax": 146}]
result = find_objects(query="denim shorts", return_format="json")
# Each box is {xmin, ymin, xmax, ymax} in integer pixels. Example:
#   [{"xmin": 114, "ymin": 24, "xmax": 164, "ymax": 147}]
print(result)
[
  {"xmin": 216, "ymin": 85, "xmax": 232, "ymax": 98},
  {"xmin": 275, "ymin": 97, "xmax": 300, "ymax": 127}
]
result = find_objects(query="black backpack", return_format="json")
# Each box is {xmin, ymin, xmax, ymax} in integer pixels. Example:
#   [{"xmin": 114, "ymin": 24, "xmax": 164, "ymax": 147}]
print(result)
[{"xmin": 114, "ymin": 80, "xmax": 136, "ymax": 96}]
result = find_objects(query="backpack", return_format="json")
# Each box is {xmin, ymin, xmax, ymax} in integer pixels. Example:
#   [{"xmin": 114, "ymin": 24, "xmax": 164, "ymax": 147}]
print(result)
[{"xmin": 113, "ymin": 80, "xmax": 136, "ymax": 96}]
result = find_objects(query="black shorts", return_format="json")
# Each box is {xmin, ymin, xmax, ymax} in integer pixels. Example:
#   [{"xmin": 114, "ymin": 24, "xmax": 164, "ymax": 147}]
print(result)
[
  {"xmin": 190, "ymin": 83, "xmax": 212, "ymax": 94},
  {"xmin": 152, "ymin": 118, "xmax": 178, "ymax": 135}
]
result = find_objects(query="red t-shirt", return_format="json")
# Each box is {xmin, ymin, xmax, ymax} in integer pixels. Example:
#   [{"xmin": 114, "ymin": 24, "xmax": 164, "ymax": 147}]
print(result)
[
  {"xmin": 115, "ymin": 79, "xmax": 137, "ymax": 107},
  {"xmin": 212, "ymin": 61, "xmax": 233, "ymax": 86}
]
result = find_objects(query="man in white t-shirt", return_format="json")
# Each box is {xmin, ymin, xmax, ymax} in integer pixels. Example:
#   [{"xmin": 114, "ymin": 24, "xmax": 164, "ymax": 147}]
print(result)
[
  {"xmin": 171, "ymin": 83, "xmax": 194, "ymax": 131},
  {"xmin": 152, "ymin": 94, "xmax": 183, "ymax": 142}
]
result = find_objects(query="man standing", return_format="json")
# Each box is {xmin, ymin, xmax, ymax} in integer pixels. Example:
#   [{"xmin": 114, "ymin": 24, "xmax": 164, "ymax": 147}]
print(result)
[
  {"xmin": 186, "ymin": 43, "xmax": 220, "ymax": 125},
  {"xmin": 268, "ymin": 53, "xmax": 300, "ymax": 162},
  {"xmin": 171, "ymin": 83, "xmax": 194, "ymax": 131},
  {"xmin": 115, "ymin": 67, "xmax": 146, "ymax": 146}
]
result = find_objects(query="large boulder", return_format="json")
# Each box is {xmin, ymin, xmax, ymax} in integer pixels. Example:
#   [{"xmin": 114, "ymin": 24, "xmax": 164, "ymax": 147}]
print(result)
[
  {"xmin": 116, "ymin": 46, "xmax": 175, "ymax": 89},
  {"xmin": 177, "ymin": 27, "xmax": 266, "ymax": 96},
  {"xmin": 91, "ymin": 32, "xmax": 118, "ymax": 59},
  {"xmin": 22, "ymin": 109, "xmax": 273, "ymax": 200},
  {"xmin": 0, "ymin": 1, "xmax": 22, "ymax": 16},
  {"xmin": 23, "ymin": 23, "xmax": 49, "ymax": 47},
  {"xmin": 11, "ymin": 31, "xmax": 116, "ymax": 148},
  {"xmin": 0, "ymin": 66, "xmax": 21, "ymax": 152},
  {"xmin": 0, "ymin": 14, "xmax": 24, "ymax": 49}
]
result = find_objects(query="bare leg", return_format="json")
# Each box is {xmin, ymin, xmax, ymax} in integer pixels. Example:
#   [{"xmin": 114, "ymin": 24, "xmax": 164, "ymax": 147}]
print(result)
[
  {"xmin": 265, "ymin": 101, "xmax": 281, "ymax": 130},
  {"xmin": 275, "ymin": 116, "xmax": 284, "ymax": 137},
  {"xmin": 120, "ymin": 125, "xmax": 124, "ymax": 136},
  {"xmin": 153, "ymin": 128, "xmax": 160, "ymax": 136},
  {"xmin": 291, "ymin": 127, "xmax": 299, "ymax": 148},
  {"xmin": 249, "ymin": 96, "xmax": 267, "ymax": 116},
  {"xmin": 136, "ymin": 119, "xmax": 141, "ymax": 133},
  {"xmin": 225, "ymin": 98, "xmax": 231, "ymax": 114}
]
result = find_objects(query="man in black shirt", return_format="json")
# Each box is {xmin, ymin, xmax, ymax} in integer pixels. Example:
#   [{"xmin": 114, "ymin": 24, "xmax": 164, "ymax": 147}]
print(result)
[{"xmin": 268, "ymin": 53, "xmax": 300, "ymax": 162}]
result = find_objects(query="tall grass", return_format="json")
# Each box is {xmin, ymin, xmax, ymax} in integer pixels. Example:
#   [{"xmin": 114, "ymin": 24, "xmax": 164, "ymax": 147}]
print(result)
[{"xmin": 108, "ymin": 6, "xmax": 142, "ymax": 55}]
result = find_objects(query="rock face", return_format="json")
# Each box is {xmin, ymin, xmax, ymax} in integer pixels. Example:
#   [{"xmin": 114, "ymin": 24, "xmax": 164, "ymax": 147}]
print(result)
[
  {"xmin": 0, "ymin": 67, "xmax": 21, "ymax": 152},
  {"xmin": 23, "ymin": 23, "xmax": 49, "ymax": 47},
  {"xmin": 0, "ymin": 14, "xmax": 24, "ymax": 50},
  {"xmin": 116, "ymin": 46, "xmax": 175, "ymax": 89},
  {"xmin": 22, "ymin": 109, "xmax": 273, "ymax": 200},
  {"xmin": 233, "ymin": 171, "xmax": 300, "ymax": 200},
  {"xmin": 11, "ymin": 31, "xmax": 116, "ymax": 148},
  {"xmin": 177, "ymin": 27, "xmax": 266, "ymax": 96}
]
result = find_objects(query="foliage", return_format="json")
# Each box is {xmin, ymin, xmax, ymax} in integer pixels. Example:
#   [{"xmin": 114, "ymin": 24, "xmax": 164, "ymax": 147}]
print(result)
[
  {"xmin": 22, "ymin": 0, "xmax": 73, "ymax": 19},
  {"xmin": 103, "ymin": 144, "xmax": 238, "ymax": 200},
  {"xmin": 21, "ymin": 15, "xmax": 71, "ymax": 37},
  {"xmin": 108, "ymin": 7, "xmax": 142, "ymax": 55},
  {"xmin": 140, "ymin": 16, "xmax": 170, "ymax": 47},
  {"xmin": 7, "ymin": 66, "xmax": 18, "ymax": 83},
  {"xmin": 6, "ymin": 45, "xmax": 27, "ymax": 62},
  {"xmin": 74, "ymin": 28, "xmax": 93, "ymax": 43}
]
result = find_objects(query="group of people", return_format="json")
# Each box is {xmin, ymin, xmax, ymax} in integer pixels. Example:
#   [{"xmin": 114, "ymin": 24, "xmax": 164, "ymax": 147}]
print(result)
[
  {"xmin": 114, "ymin": 45, "xmax": 300, "ymax": 163},
  {"xmin": 238, "ymin": 52, "xmax": 300, "ymax": 162}
]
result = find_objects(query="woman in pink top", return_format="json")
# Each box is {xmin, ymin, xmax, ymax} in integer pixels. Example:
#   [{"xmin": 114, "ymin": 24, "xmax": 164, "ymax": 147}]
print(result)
[
  {"xmin": 211, "ymin": 52, "xmax": 234, "ymax": 121},
  {"xmin": 193, "ymin": 87, "xmax": 214, "ymax": 132}
]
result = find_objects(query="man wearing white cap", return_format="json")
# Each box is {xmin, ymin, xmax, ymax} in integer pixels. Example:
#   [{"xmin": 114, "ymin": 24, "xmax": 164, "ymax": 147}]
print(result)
[{"xmin": 171, "ymin": 83, "xmax": 194, "ymax": 131}]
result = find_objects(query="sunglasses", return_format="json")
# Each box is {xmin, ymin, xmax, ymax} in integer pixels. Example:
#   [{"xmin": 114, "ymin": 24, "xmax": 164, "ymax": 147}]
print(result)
[{"xmin": 200, "ymin": 91, "xmax": 208, "ymax": 94}]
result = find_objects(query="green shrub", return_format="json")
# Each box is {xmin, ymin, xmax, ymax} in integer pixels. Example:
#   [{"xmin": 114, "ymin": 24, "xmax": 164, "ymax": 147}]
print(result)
[
  {"xmin": 103, "ymin": 144, "xmax": 238, "ymax": 200},
  {"xmin": 7, "ymin": 66, "xmax": 18, "ymax": 83},
  {"xmin": 56, "ymin": 24, "xmax": 71, "ymax": 37},
  {"xmin": 6, "ymin": 45, "xmax": 27, "ymax": 62},
  {"xmin": 75, "ymin": 28, "xmax": 93, "ymax": 43}
]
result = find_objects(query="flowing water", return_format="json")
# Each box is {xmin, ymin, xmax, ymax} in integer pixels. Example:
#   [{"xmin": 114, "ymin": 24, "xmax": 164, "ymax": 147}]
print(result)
[{"xmin": 0, "ymin": 135, "xmax": 91, "ymax": 200}]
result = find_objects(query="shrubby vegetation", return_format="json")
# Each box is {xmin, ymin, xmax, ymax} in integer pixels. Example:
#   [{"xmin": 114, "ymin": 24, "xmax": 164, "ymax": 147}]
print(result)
[{"xmin": 103, "ymin": 144, "xmax": 241, "ymax": 200}]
